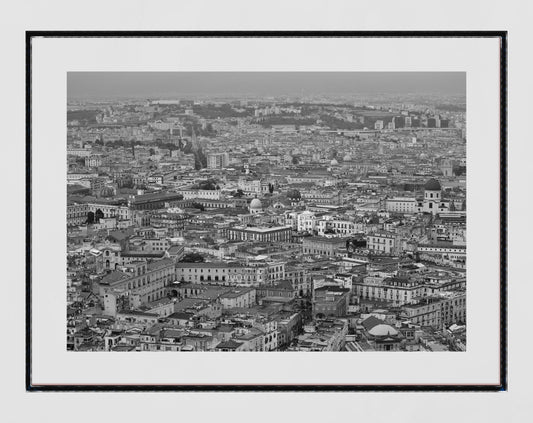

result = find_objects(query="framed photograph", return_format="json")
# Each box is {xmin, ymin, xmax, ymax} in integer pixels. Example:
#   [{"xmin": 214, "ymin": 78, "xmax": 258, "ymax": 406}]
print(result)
[{"xmin": 27, "ymin": 31, "xmax": 507, "ymax": 391}]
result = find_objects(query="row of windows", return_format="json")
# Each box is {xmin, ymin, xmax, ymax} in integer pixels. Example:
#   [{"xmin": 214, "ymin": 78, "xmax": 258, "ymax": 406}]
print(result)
[
  {"xmin": 303, "ymin": 249, "xmax": 334, "ymax": 255},
  {"xmin": 146, "ymin": 290, "xmax": 165, "ymax": 302},
  {"xmin": 120, "ymin": 273, "xmax": 172, "ymax": 290},
  {"xmin": 420, "ymin": 248, "xmax": 465, "ymax": 253},
  {"xmin": 268, "ymin": 266, "xmax": 283, "ymax": 272},
  {"xmin": 369, "ymin": 244, "xmax": 392, "ymax": 252},
  {"xmin": 370, "ymin": 238, "xmax": 394, "ymax": 244}
]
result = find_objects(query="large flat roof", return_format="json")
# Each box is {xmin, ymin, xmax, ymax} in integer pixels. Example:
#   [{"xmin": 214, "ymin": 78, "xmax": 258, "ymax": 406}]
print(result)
[
  {"xmin": 231, "ymin": 225, "xmax": 292, "ymax": 233},
  {"xmin": 176, "ymin": 262, "xmax": 228, "ymax": 268}
]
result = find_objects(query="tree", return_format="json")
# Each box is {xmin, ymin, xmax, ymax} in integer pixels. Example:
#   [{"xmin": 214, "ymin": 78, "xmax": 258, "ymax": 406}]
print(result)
[
  {"xmin": 196, "ymin": 179, "xmax": 218, "ymax": 191},
  {"xmin": 368, "ymin": 215, "xmax": 379, "ymax": 225},
  {"xmin": 234, "ymin": 189, "xmax": 245, "ymax": 198},
  {"xmin": 452, "ymin": 165, "xmax": 466, "ymax": 176},
  {"xmin": 191, "ymin": 202, "xmax": 205, "ymax": 211},
  {"xmin": 194, "ymin": 150, "xmax": 207, "ymax": 170},
  {"xmin": 95, "ymin": 209, "xmax": 104, "ymax": 223},
  {"xmin": 268, "ymin": 183, "xmax": 274, "ymax": 194},
  {"xmin": 328, "ymin": 148, "xmax": 338, "ymax": 160},
  {"xmin": 291, "ymin": 156, "xmax": 299, "ymax": 165},
  {"xmin": 202, "ymin": 235, "xmax": 215, "ymax": 245},
  {"xmin": 180, "ymin": 253, "xmax": 205, "ymax": 263},
  {"xmin": 120, "ymin": 177, "xmax": 134, "ymax": 189}
]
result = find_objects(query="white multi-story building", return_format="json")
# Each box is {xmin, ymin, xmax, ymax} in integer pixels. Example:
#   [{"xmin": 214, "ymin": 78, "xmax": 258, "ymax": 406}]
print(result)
[
  {"xmin": 317, "ymin": 217, "xmax": 358, "ymax": 236},
  {"xmin": 219, "ymin": 288, "xmax": 256, "ymax": 309},
  {"xmin": 67, "ymin": 147, "xmax": 92, "ymax": 157},
  {"xmin": 385, "ymin": 179, "xmax": 450, "ymax": 216},
  {"xmin": 85, "ymin": 155, "xmax": 102, "ymax": 168},
  {"xmin": 67, "ymin": 172, "xmax": 98, "ymax": 183},
  {"xmin": 417, "ymin": 244, "xmax": 466, "ymax": 262},
  {"xmin": 181, "ymin": 189, "xmax": 222, "ymax": 200},
  {"xmin": 297, "ymin": 211, "xmax": 317, "ymax": 233},
  {"xmin": 150, "ymin": 120, "xmax": 173, "ymax": 131},
  {"xmin": 238, "ymin": 178, "xmax": 262, "ymax": 194},
  {"xmin": 353, "ymin": 276, "xmax": 423, "ymax": 307},
  {"xmin": 366, "ymin": 231, "xmax": 400, "ymax": 255},
  {"xmin": 386, "ymin": 197, "xmax": 417, "ymax": 214},
  {"xmin": 207, "ymin": 152, "xmax": 230, "ymax": 169}
]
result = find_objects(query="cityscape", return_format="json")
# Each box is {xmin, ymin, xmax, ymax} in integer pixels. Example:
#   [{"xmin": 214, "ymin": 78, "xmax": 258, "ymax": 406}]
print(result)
[{"xmin": 66, "ymin": 72, "xmax": 467, "ymax": 352}]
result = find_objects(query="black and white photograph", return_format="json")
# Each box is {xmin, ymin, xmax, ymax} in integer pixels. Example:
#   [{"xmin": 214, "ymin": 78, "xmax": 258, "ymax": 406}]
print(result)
[
  {"xmin": 66, "ymin": 71, "xmax": 468, "ymax": 354},
  {"xmin": 25, "ymin": 30, "xmax": 509, "ymax": 396}
]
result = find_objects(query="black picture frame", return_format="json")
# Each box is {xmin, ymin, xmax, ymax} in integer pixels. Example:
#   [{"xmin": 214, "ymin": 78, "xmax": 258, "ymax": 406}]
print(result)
[{"xmin": 26, "ymin": 30, "xmax": 507, "ymax": 392}]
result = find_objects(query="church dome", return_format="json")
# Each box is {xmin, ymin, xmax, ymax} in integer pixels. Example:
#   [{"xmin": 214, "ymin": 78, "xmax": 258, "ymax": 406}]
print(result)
[
  {"xmin": 368, "ymin": 324, "xmax": 399, "ymax": 337},
  {"xmin": 250, "ymin": 198, "xmax": 263, "ymax": 210},
  {"xmin": 330, "ymin": 159, "xmax": 339, "ymax": 166},
  {"xmin": 343, "ymin": 154, "xmax": 352, "ymax": 161},
  {"xmin": 424, "ymin": 178, "xmax": 441, "ymax": 191}
]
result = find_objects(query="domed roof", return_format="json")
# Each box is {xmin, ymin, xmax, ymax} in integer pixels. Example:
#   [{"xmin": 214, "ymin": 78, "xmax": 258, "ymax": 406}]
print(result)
[
  {"xmin": 368, "ymin": 324, "xmax": 399, "ymax": 337},
  {"xmin": 343, "ymin": 154, "xmax": 352, "ymax": 161},
  {"xmin": 424, "ymin": 178, "xmax": 441, "ymax": 191},
  {"xmin": 250, "ymin": 198, "xmax": 263, "ymax": 209},
  {"xmin": 330, "ymin": 159, "xmax": 339, "ymax": 166}
]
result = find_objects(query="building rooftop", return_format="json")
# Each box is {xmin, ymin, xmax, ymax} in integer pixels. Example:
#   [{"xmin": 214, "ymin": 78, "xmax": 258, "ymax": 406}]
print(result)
[
  {"xmin": 215, "ymin": 339, "xmax": 243, "ymax": 350},
  {"xmin": 168, "ymin": 312, "xmax": 194, "ymax": 320},
  {"xmin": 220, "ymin": 288, "xmax": 255, "ymax": 299},
  {"xmin": 147, "ymin": 258, "xmax": 174, "ymax": 271},
  {"xmin": 419, "ymin": 243, "xmax": 466, "ymax": 249},
  {"xmin": 117, "ymin": 310, "xmax": 159, "ymax": 318},
  {"xmin": 232, "ymin": 225, "xmax": 292, "ymax": 233},
  {"xmin": 303, "ymin": 236, "xmax": 349, "ymax": 244},
  {"xmin": 314, "ymin": 285, "xmax": 350, "ymax": 293},
  {"xmin": 176, "ymin": 262, "xmax": 228, "ymax": 268},
  {"xmin": 360, "ymin": 316, "xmax": 384, "ymax": 331},
  {"xmin": 100, "ymin": 271, "xmax": 130, "ymax": 285},
  {"xmin": 424, "ymin": 178, "xmax": 442, "ymax": 191}
]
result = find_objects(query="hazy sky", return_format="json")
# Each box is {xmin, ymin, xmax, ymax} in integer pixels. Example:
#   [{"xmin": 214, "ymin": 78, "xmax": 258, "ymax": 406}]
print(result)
[{"xmin": 67, "ymin": 72, "xmax": 465, "ymax": 99}]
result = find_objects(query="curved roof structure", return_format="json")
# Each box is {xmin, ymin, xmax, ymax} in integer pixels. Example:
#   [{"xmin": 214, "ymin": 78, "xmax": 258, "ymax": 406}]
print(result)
[{"xmin": 424, "ymin": 178, "xmax": 442, "ymax": 191}]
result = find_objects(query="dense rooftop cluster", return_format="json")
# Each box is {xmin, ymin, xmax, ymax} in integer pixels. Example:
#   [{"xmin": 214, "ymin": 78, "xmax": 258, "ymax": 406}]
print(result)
[{"xmin": 67, "ymin": 95, "xmax": 466, "ymax": 352}]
